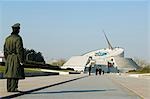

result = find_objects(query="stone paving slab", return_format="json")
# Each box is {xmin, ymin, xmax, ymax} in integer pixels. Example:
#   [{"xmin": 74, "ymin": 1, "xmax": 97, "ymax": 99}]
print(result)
[{"xmin": 107, "ymin": 73, "xmax": 150, "ymax": 99}]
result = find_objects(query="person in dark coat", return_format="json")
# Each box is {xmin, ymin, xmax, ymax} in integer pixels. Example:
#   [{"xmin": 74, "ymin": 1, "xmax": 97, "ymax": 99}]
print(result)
[
  {"xmin": 95, "ymin": 66, "xmax": 99, "ymax": 75},
  {"xmin": 99, "ymin": 68, "xmax": 102, "ymax": 75},
  {"xmin": 89, "ymin": 65, "xmax": 92, "ymax": 76},
  {"xmin": 4, "ymin": 23, "xmax": 25, "ymax": 92},
  {"xmin": 102, "ymin": 70, "xmax": 105, "ymax": 75},
  {"xmin": 95, "ymin": 68, "xmax": 98, "ymax": 75}
]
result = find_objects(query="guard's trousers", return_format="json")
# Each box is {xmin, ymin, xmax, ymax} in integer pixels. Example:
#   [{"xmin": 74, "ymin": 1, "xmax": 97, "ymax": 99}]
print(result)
[{"xmin": 7, "ymin": 78, "xmax": 18, "ymax": 92}]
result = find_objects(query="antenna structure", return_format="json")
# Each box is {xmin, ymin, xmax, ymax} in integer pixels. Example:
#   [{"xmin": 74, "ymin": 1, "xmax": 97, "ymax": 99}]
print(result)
[{"xmin": 102, "ymin": 30, "xmax": 113, "ymax": 50}]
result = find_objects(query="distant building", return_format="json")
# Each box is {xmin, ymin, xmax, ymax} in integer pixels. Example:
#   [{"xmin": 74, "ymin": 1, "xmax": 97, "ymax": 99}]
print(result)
[
  {"xmin": 62, "ymin": 33, "xmax": 139, "ymax": 73},
  {"xmin": 0, "ymin": 51, "xmax": 5, "ymax": 63}
]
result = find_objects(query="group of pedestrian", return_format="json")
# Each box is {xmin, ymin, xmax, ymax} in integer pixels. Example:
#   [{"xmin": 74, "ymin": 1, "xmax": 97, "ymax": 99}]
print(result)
[
  {"xmin": 88, "ymin": 65, "xmax": 105, "ymax": 76},
  {"xmin": 95, "ymin": 67, "xmax": 104, "ymax": 75}
]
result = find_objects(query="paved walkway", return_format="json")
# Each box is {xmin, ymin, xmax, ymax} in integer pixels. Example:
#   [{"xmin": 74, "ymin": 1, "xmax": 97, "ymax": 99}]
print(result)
[
  {"xmin": 108, "ymin": 73, "xmax": 150, "ymax": 99},
  {"xmin": 0, "ymin": 74, "xmax": 87, "ymax": 98},
  {"xmin": 0, "ymin": 73, "xmax": 149, "ymax": 99}
]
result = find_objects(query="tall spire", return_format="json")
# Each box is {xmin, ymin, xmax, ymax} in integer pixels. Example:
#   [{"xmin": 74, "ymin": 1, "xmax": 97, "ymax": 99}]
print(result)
[{"xmin": 103, "ymin": 30, "xmax": 113, "ymax": 50}]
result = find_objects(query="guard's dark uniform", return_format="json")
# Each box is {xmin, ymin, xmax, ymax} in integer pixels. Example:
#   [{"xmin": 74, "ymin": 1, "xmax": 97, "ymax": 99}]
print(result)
[{"xmin": 4, "ymin": 23, "xmax": 25, "ymax": 92}]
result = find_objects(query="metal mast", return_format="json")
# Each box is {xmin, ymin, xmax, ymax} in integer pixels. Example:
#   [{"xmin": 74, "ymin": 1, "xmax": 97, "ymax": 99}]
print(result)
[{"xmin": 103, "ymin": 30, "xmax": 113, "ymax": 50}]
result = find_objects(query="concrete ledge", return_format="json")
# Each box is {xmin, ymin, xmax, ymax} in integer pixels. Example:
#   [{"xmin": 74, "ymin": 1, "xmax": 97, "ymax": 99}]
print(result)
[
  {"xmin": 128, "ymin": 73, "xmax": 150, "ymax": 78},
  {"xmin": 40, "ymin": 69, "xmax": 69, "ymax": 75}
]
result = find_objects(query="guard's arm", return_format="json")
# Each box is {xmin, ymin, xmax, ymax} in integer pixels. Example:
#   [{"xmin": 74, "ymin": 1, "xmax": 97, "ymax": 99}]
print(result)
[
  {"xmin": 4, "ymin": 41, "xmax": 8, "ymax": 59},
  {"xmin": 16, "ymin": 37, "xmax": 24, "ymax": 64}
]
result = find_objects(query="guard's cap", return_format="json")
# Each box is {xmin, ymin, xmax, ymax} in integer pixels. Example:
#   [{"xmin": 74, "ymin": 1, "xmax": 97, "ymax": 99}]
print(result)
[{"xmin": 12, "ymin": 23, "xmax": 20, "ymax": 28}]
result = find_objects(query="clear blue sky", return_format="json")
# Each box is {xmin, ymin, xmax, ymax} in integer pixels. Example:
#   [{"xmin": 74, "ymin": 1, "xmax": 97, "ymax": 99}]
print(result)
[{"xmin": 0, "ymin": 0, "xmax": 149, "ymax": 62}]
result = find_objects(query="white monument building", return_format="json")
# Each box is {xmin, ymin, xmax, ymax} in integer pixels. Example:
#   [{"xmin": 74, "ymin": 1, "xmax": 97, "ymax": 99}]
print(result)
[{"xmin": 62, "ymin": 33, "xmax": 139, "ymax": 73}]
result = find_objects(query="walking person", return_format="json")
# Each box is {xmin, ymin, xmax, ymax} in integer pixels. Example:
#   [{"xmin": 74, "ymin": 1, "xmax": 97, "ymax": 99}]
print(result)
[
  {"xmin": 102, "ymin": 70, "xmax": 105, "ymax": 75},
  {"xmin": 4, "ymin": 23, "xmax": 25, "ymax": 92},
  {"xmin": 89, "ymin": 65, "xmax": 92, "ymax": 76},
  {"xmin": 95, "ymin": 67, "xmax": 98, "ymax": 75},
  {"xmin": 107, "ymin": 58, "xmax": 114, "ymax": 73},
  {"xmin": 99, "ymin": 68, "xmax": 102, "ymax": 75},
  {"xmin": 107, "ymin": 61, "xmax": 110, "ymax": 73}
]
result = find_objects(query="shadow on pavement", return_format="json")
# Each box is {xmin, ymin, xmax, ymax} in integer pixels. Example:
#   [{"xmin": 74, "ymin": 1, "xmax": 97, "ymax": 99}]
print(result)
[{"xmin": 30, "ymin": 89, "xmax": 116, "ymax": 94}]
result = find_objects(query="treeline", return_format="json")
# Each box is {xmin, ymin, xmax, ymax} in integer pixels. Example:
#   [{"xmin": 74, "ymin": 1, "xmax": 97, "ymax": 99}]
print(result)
[
  {"xmin": 128, "ymin": 58, "xmax": 150, "ymax": 73},
  {"xmin": 24, "ymin": 48, "xmax": 45, "ymax": 64},
  {"xmin": 50, "ymin": 59, "xmax": 66, "ymax": 66}
]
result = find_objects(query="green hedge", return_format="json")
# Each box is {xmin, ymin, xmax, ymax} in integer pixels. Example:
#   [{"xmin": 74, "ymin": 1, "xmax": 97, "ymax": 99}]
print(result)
[
  {"xmin": 128, "ymin": 66, "xmax": 150, "ymax": 73},
  {"xmin": 137, "ymin": 66, "xmax": 150, "ymax": 73},
  {"xmin": 0, "ymin": 66, "xmax": 5, "ymax": 73}
]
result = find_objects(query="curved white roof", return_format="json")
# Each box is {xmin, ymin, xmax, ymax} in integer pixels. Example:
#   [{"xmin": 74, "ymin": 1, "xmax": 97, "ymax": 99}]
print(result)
[{"xmin": 82, "ymin": 47, "xmax": 124, "ymax": 59}]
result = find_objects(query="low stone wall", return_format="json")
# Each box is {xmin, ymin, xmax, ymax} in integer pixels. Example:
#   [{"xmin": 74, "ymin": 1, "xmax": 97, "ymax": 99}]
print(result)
[
  {"xmin": 25, "ymin": 72, "xmax": 59, "ymax": 77},
  {"xmin": 0, "ymin": 72, "xmax": 59, "ymax": 79}
]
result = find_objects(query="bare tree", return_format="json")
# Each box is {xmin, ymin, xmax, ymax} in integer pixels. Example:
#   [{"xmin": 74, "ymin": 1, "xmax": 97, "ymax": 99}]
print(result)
[{"xmin": 50, "ymin": 59, "xmax": 66, "ymax": 66}]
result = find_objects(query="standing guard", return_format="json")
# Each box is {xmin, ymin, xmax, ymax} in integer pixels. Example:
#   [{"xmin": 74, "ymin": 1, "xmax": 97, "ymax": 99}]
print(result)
[{"xmin": 4, "ymin": 23, "xmax": 25, "ymax": 92}]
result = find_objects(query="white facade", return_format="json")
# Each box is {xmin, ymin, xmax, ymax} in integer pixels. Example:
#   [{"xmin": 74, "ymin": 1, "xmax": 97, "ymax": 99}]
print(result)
[
  {"xmin": 83, "ymin": 47, "xmax": 124, "ymax": 66},
  {"xmin": 0, "ymin": 51, "xmax": 5, "ymax": 62},
  {"xmin": 62, "ymin": 56, "xmax": 90, "ymax": 71}
]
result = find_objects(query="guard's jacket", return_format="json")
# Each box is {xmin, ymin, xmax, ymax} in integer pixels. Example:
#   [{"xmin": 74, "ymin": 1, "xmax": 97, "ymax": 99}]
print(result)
[{"xmin": 4, "ymin": 33, "xmax": 25, "ymax": 79}]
